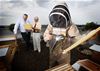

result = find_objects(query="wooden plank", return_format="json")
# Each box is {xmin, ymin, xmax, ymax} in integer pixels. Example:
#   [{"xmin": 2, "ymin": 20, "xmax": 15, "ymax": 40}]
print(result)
[
  {"xmin": 0, "ymin": 45, "xmax": 9, "ymax": 48},
  {"xmin": 63, "ymin": 27, "xmax": 100, "ymax": 54},
  {"xmin": 77, "ymin": 59, "xmax": 100, "ymax": 71},
  {"xmin": 46, "ymin": 63, "xmax": 74, "ymax": 71},
  {"xmin": 0, "ymin": 35, "xmax": 16, "ymax": 42}
]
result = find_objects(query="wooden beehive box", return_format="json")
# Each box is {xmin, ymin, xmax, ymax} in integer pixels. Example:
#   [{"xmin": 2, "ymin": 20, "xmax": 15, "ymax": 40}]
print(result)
[{"xmin": 46, "ymin": 63, "xmax": 74, "ymax": 71}]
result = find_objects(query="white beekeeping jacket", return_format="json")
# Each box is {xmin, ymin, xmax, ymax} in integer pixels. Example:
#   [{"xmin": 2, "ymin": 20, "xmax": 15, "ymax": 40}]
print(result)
[{"xmin": 43, "ymin": 23, "xmax": 80, "ymax": 42}]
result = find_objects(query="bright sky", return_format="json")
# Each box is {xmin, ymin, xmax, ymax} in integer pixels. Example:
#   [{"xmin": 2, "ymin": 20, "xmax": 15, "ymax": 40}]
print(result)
[{"xmin": 0, "ymin": 0, "xmax": 100, "ymax": 25}]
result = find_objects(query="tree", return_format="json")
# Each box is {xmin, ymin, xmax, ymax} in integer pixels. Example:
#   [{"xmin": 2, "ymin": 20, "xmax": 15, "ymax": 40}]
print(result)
[
  {"xmin": 9, "ymin": 23, "xmax": 15, "ymax": 32},
  {"xmin": 85, "ymin": 22, "xmax": 99, "ymax": 30}
]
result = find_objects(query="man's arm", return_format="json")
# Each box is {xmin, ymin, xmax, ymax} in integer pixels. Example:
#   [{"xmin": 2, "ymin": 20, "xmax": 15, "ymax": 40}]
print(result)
[
  {"xmin": 43, "ymin": 24, "xmax": 53, "ymax": 42},
  {"xmin": 68, "ymin": 24, "xmax": 81, "ymax": 41},
  {"xmin": 39, "ymin": 22, "xmax": 41, "ymax": 30},
  {"xmin": 13, "ymin": 20, "xmax": 20, "ymax": 35}
]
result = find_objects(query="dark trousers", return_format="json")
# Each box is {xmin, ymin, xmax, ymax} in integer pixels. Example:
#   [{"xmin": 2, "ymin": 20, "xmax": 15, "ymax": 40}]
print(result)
[{"xmin": 21, "ymin": 32, "xmax": 31, "ymax": 48}]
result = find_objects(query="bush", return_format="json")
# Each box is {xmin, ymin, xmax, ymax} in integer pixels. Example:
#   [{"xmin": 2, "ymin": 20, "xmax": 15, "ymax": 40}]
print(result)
[
  {"xmin": 85, "ymin": 22, "xmax": 99, "ymax": 30},
  {"xmin": 9, "ymin": 24, "xmax": 15, "ymax": 32}
]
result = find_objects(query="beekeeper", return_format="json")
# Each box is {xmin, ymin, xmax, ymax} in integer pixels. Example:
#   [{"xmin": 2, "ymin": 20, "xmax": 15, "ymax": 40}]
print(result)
[{"xmin": 43, "ymin": 2, "xmax": 80, "ymax": 67}]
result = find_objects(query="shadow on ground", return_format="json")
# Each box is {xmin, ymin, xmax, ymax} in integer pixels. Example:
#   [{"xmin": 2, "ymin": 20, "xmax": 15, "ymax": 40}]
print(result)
[{"xmin": 12, "ymin": 39, "xmax": 49, "ymax": 71}]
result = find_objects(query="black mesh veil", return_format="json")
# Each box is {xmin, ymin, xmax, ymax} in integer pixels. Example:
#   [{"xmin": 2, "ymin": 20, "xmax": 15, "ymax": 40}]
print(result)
[{"xmin": 49, "ymin": 3, "xmax": 71, "ymax": 28}]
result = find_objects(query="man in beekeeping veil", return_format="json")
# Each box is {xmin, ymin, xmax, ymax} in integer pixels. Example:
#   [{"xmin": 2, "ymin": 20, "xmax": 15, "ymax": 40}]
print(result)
[{"xmin": 43, "ymin": 2, "xmax": 80, "ymax": 67}]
